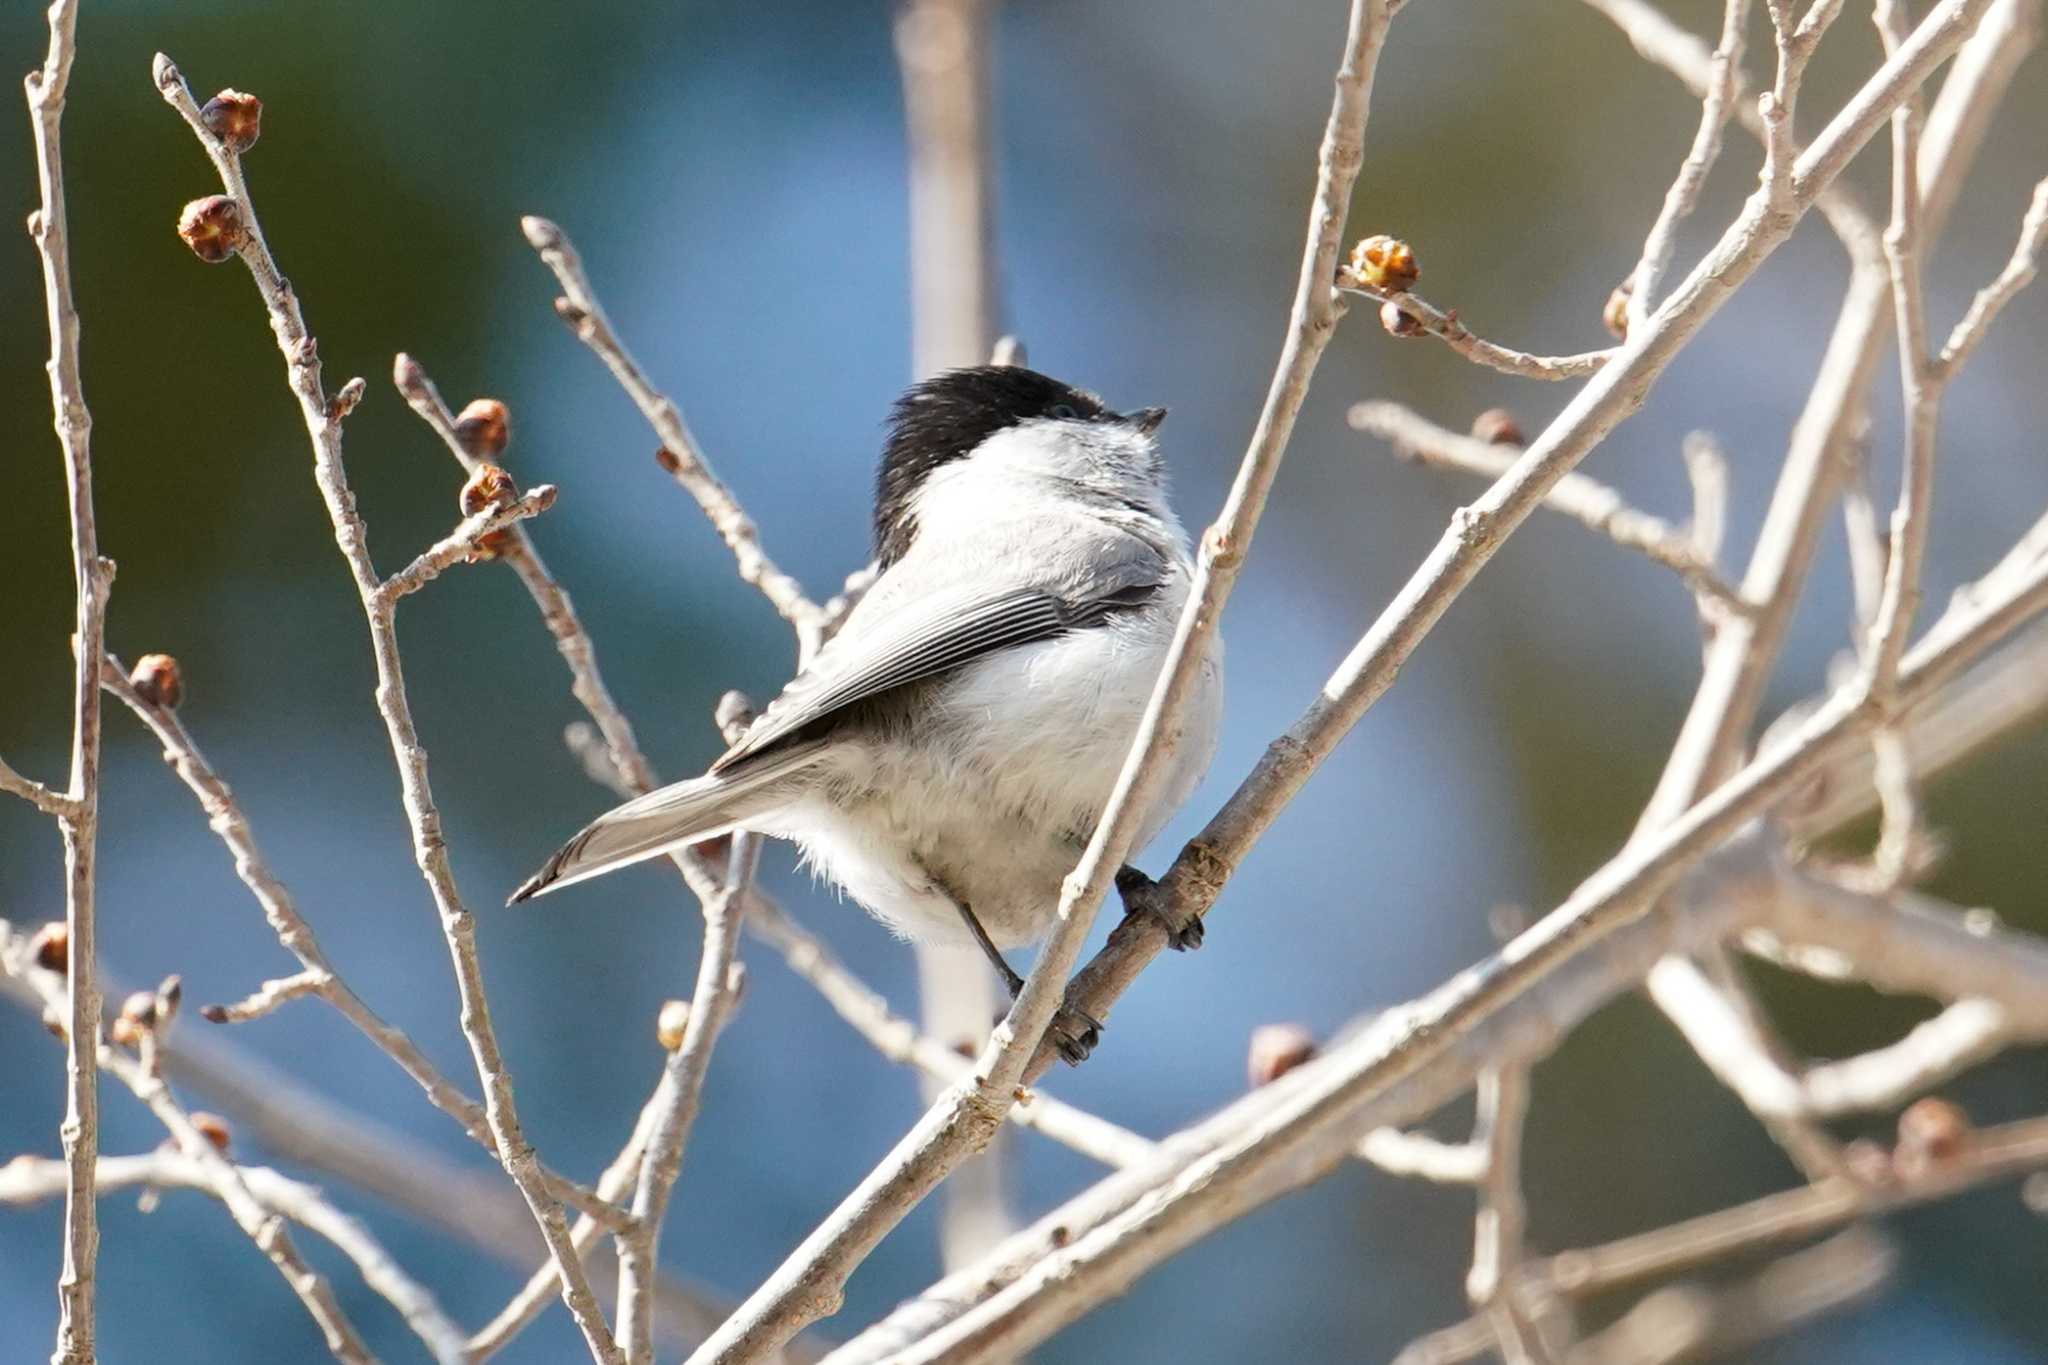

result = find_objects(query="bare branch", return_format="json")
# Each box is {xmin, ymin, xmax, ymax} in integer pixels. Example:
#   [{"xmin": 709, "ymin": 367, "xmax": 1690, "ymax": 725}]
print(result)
[
  {"xmin": 0, "ymin": 752, "xmax": 78, "ymax": 819},
  {"xmin": 1625, "ymin": 0, "xmax": 1752, "ymax": 330},
  {"xmin": 521, "ymin": 216, "xmax": 826, "ymax": 654},
  {"xmin": 374, "ymin": 485, "xmax": 559, "ymax": 603},
  {"xmin": 1933, "ymin": 175, "xmax": 2048, "ymax": 378},
  {"xmin": 201, "ymin": 969, "xmax": 326, "ymax": 1023},
  {"xmin": 1565, "ymin": 1229, "xmax": 1893, "ymax": 1365},
  {"xmin": 1339, "ymin": 281, "xmax": 1615, "ymax": 380},
  {"xmin": 99, "ymin": 658, "xmax": 629, "ymax": 1232},
  {"xmin": 618, "ymin": 836, "xmax": 756, "ymax": 1362},
  {"xmin": 1349, "ymin": 402, "xmax": 1749, "ymax": 618},
  {"xmin": 1, "ymin": 931, "xmax": 379, "ymax": 1363},
  {"xmin": 1863, "ymin": 0, "xmax": 1937, "ymax": 704},
  {"xmin": 25, "ymin": 3, "xmax": 108, "ymax": 1355},
  {"xmin": 393, "ymin": 355, "xmax": 663, "ymax": 793},
  {"xmin": 154, "ymin": 54, "xmax": 618, "ymax": 1361},
  {"xmin": 0, "ymin": 1152, "xmax": 468, "ymax": 1364},
  {"xmin": 1468, "ymin": 1066, "xmax": 1546, "ymax": 1363},
  {"xmin": 1800, "ymin": 998, "xmax": 2006, "ymax": 1116}
]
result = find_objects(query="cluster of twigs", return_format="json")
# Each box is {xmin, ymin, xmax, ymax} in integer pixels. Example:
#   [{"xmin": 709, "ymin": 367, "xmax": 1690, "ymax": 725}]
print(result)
[{"xmin": 7, "ymin": 0, "xmax": 2048, "ymax": 1361}]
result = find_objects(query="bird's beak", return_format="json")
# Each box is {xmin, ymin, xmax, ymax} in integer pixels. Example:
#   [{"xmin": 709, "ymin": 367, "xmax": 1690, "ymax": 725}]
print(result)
[{"xmin": 1129, "ymin": 406, "xmax": 1167, "ymax": 436}]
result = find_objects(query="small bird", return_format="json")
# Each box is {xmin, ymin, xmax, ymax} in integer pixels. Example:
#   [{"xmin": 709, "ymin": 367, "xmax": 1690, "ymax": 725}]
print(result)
[{"xmin": 511, "ymin": 365, "xmax": 1224, "ymax": 1062}]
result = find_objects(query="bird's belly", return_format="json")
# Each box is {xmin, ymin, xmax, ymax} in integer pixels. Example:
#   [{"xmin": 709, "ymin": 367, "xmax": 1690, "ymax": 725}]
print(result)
[{"xmin": 768, "ymin": 614, "xmax": 1222, "ymax": 949}]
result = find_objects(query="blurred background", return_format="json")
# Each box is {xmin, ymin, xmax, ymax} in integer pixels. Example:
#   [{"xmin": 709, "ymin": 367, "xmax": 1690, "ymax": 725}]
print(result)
[{"xmin": 3, "ymin": 1, "xmax": 2045, "ymax": 1360}]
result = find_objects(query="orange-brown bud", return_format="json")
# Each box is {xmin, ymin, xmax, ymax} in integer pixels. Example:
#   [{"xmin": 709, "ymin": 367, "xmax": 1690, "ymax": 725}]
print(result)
[
  {"xmin": 1379, "ymin": 301, "xmax": 1422, "ymax": 338},
  {"xmin": 190, "ymin": 1111, "xmax": 234, "ymax": 1154},
  {"xmin": 177, "ymin": 195, "xmax": 246, "ymax": 264},
  {"xmin": 1471, "ymin": 408, "xmax": 1525, "ymax": 447},
  {"xmin": 1347, "ymin": 235, "xmax": 1420, "ymax": 293},
  {"xmin": 656, "ymin": 999, "xmax": 691, "ymax": 1051},
  {"xmin": 454, "ymin": 399, "xmax": 511, "ymax": 459},
  {"xmin": 1895, "ymin": 1097, "xmax": 1970, "ymax": 1178},
  {"xmin": 1247, "ymin": 1023, "xmax": 1318, "ymax": 1087},
  {"xmin": 200, "ymin": 90, "xmax": 263, "ymax": 154},
  {"xmin": 30, "ymin": 922, "xmax": 69, "ymax": 974},
  {"xmin": 460, "ymin": 464, "xmax": 517, "ymax": 517},
  {"xmin": 1602, "ymin": 280, "xmax": 1633, "ymax": 340},
  {"xmin": 130, "ymin": 654, "xmax": 185, "ymax": 710}
]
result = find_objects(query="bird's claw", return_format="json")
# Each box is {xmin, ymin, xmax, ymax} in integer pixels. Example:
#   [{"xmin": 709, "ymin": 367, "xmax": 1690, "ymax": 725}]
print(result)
[
  {"xmin": 1115, "ymin": 865, "xmax": 1204, "ymax": 952},
  {"xmin": 1049, "ymin": 1004, "xmax": 1101, "ymax": 1066}
]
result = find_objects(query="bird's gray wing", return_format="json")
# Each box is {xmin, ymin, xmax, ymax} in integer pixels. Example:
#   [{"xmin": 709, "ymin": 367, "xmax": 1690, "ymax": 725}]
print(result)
[{"xmin": 713, "ymin": 544, "xmax": 1166, "ymax": 774}]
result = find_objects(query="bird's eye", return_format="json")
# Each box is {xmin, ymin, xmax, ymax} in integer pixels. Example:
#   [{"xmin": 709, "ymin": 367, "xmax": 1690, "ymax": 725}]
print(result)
[{"xmin": 1048, "ymin": 403, "xmax": 1079, "ymax": 420}]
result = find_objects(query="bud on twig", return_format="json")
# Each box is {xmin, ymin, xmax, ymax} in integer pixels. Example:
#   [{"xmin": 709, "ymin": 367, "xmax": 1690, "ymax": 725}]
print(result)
[
  {"xmin": 130, "ymin": 654, "xmax": 185, "ymax": 710},
  {"xmin": 1894, "ymin": 1097, "xmax": 1970, "ymax": 1179},
  {"xmin": 1603, "ymin": 279, "xmax": 1634, "ymax": 340},
  {"xmin": 327, "ymin": 376, "xmax": 367, "ymax": 421},
  {"xmin": 177, "ymin": 195, "xmax": 246, "ymax": 264},
  {"xmin": 30, "ymin": 922, "xmax": 69, "ymax": 974},
  {"xmin": 1346, "ymin": 234, "xmax": 1420, "ymax": 293},
  {"xmin": 190, "ymin": 1112, "xmax": 234, "ymax": 1154},
  {"xmin": 111, "ymin": 990, "xmax": 160, "ymax": 1047},
  {"xmin": 460, "ymin": 464, "xmax": 518, "ymax": 517},
  {"xmin": 454, "ymin": 399, "xmax": 511, "ymax": 459},
  {"xmin": 200, "ymin": 89, "xmax": 263, "ymax": 153},
  {"xmin": 460, "ymin": 465, "xmax": 519, "ymax": 561},
  {"xmin": 1470, "ymin": 408, "xmax": 1526, "ymax": 447},
  {"xmin": 657, "ymin": 999, "xmax": 692, "ymax": 1051},
  {"xmin": 1379, "ymin": 301, "xmax": 1423, "ymax": 338},
  {"xmin": 1247, "ymin": 1023, "xmax": 1318, "ymax": 1087}
]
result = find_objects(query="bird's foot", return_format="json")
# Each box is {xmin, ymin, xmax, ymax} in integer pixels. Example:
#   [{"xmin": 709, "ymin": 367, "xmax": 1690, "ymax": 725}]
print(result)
[
  {"xmin": 1115, "ymin": 865, "xmax": 1204, "ymax": 951},
  {"xmin": 1047, "ymin": 1002, "xmax": 1102, "ymax": 1067}
]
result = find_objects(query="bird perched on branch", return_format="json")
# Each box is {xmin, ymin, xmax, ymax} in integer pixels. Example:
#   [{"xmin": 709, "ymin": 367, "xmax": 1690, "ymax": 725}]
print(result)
[{"xmin": 511, "ymin": 365, "xmax": 1224, "ymax": 1062}]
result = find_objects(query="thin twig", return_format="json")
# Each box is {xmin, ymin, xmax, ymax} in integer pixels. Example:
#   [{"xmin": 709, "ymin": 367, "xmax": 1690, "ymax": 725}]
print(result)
[
  {"xmin": 1340, "ymin": 282, "xmax": 1615, "ymax": 380},
  {"xmin": 374, "ymin": 486, "xmax": 560, "ymax": 603},
  {"xmin": 521, "ymin": 216, "xmax": 827, "ymax": 655},
  {"xmin": 392, "ymin": 354, "xmax": 663, "ymax": 793},
  {"xmin": 25, "ymin": 4, "xmax": 107, "ymax": 1357},
  {"xmin": 1633, "ymin": 0, "xmax": 2031, "ymax": 834},
  {"xmin": 1563, "ymin": 1228, "xmax": 1893, "ymax": 1365},
  {"xmin": 0, "ymin": 753, "xmax": 77, "ymax": 818},
  {"xmin": 1932, "ymin": 175, "xmax": 2048, "ymax": 379},
  {"xmin": 99, "ymin": 657, "xmax": 630, "ymax": 1232},
  {"xmin": 1, "ymin": 931, "xmax": 381, "ymax": 1363},
  {"xmin": 0, "ymin": 1151, "xmax": 469, "ymax": 1364},
  {"xmin": 1349, "ymin": 401, "xmax": 1750, "ymax": 617},
  {"xmin": 202, "ymin": 969, "xmax": 325, "ymax": 1022},
  {"xmin": 687, "ymin": 6, "xmax": 1399, "ymax": 1358},
  {"xmin": 618, "ymin": 835, "xmax": 756, "ymax": 1363},
  {"xmin": 1468, "ymin": 1066, "xmax": 1547, "ymax": 1363},
  {"xmin": 154, "ymin": 54, "xmax": 618, "ymax": 1362},
  {"xmin": 1625, "ymin": 0, "xmax": 1753, "ymax": 330}
]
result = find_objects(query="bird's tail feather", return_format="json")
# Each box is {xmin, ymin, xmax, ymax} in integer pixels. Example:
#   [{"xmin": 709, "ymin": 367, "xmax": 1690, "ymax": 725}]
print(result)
[{"xmin": 508, "ymin": 742, "xmax": 825, "ymax": 903}]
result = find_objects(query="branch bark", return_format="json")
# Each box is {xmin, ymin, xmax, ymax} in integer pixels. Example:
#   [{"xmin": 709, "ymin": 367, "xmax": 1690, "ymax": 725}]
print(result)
[{"xmin": 25, "ymin": 4, "xmax": 107, "ymax": 1358}]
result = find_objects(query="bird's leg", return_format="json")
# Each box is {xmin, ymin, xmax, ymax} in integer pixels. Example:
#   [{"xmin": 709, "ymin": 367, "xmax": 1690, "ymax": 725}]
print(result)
[
  {"xmin": 1115, "ymin": 864, "xmax": 1204, "ymax": 951},
  {"xmin": 950, "ymin": 899, "xmax": 1101, "ymax": 1066}
]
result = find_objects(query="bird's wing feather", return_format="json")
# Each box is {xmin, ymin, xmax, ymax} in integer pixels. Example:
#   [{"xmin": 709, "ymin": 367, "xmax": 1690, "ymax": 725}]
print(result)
[{"xmin": 712, "ymin": 546, "xmax": 1164, "ymax": 774}]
